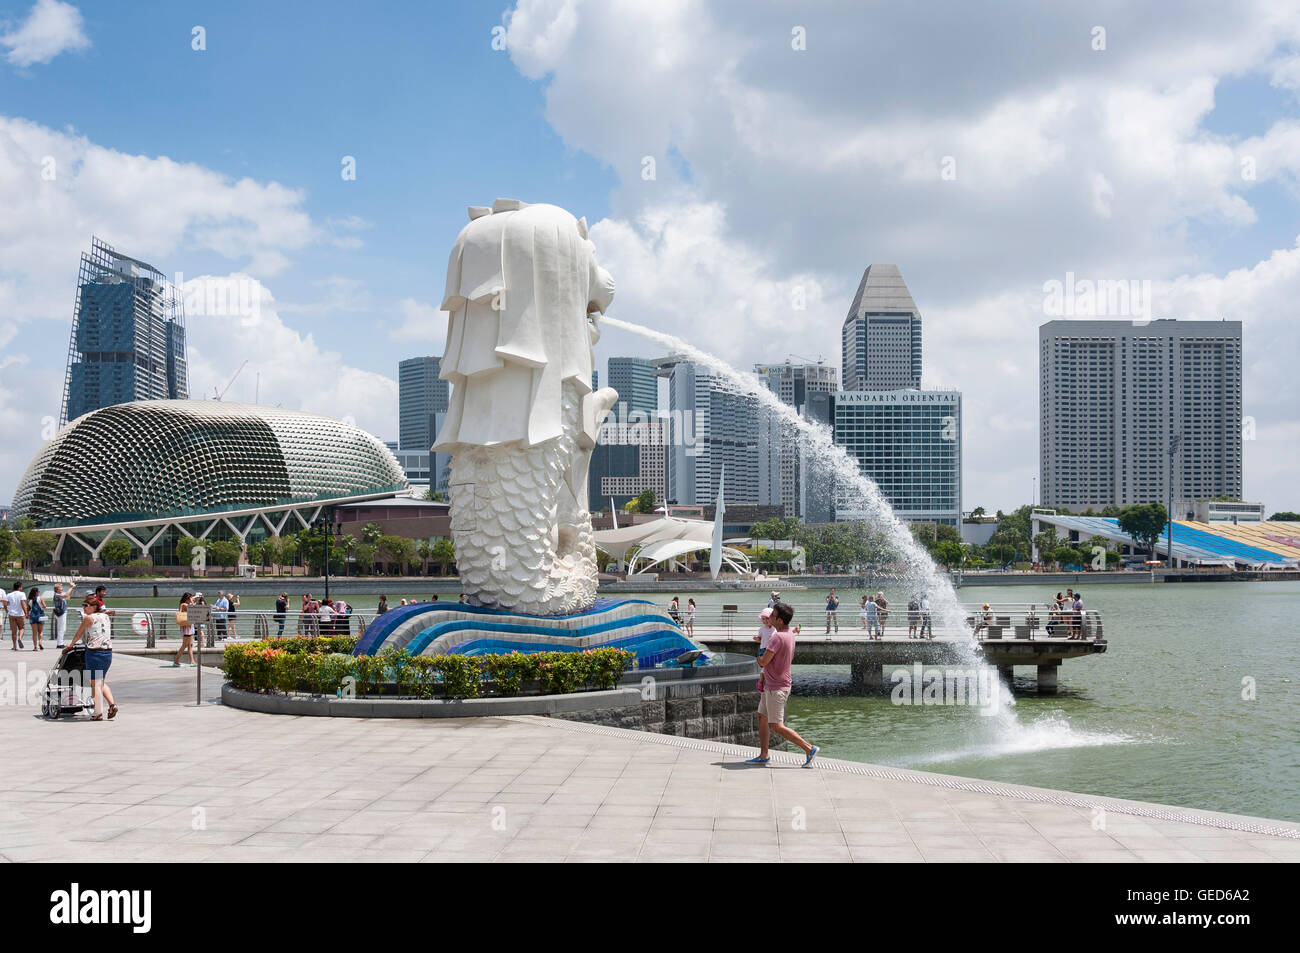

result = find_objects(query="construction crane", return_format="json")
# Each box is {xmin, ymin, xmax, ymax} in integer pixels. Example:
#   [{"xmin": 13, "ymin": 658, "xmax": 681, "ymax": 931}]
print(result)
[{"xmin": 213, "ymin": 360, "xmax": 248, "ymax": 401}]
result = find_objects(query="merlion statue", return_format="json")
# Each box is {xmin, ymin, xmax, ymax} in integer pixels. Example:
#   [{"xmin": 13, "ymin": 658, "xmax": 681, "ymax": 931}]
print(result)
[{"xmin": 433, "ymin": 199, "xmax": 619, "ymax": 615}]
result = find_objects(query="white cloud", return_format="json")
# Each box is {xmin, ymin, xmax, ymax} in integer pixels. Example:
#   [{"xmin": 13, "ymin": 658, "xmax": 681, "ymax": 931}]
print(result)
[
  {"xmin": 182, "ymin": 276, "xmax": 397, "ymax": 437},
  {"xmin": 387, "ymin": 297, "xmax": 446, "ymax": 345},
  {"xmin": 0, "ymin": 115, "xmax": 388, "ymax": 499},
  {"xmin": 504, "ymin": 0, "xmax": 1300, "ymax": 512},
  {"xmin": 2, "ymin": 0, "xmax": 89, "ymax": 68}
]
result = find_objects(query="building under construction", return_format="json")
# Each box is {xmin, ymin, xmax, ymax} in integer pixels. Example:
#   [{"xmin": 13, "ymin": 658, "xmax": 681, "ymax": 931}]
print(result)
[{"xmin": 60, "ymin": 237, "xmax": 189, "ymax": 425}]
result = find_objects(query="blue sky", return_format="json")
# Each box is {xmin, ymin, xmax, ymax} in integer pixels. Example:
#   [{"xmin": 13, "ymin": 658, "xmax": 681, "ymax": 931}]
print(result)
[{"xmin": 2, "ymin": 0, "xmax": 1299, "ymax": 513}]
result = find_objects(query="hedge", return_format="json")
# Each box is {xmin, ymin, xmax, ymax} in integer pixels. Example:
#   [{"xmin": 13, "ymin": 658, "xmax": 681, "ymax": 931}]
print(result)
[{"xmin": 223, "ymin": 638, "xmax": 634, "ymax": 699}]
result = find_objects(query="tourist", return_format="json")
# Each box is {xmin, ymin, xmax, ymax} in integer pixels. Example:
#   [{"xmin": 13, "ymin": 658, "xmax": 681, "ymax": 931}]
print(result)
[
  {"xmin": 907, "ymin": 594, "xmax": 920, "ymax": 639},
  {"xmin": 27, "ymin": 587, "xmax": 47, "ymax": 650},
  {"xmin": 318, "ymin": 598, "xmax": 336, "ymax": 635},
  {"xmin": 64, "ymin": 596, "xmax": 117, "ymax": 720},
  {"xmin": 973, "ymin": 603, "xmax": 993, "ymax": 638},
  {"xmin": 860, "ymin": 595, "xmax": 881, "ymax": 640},
  {"xmin": 51, "ymin": 581, "xmax": 75, "ymax": 649},
  {"xmin": 0, "ymin": 584, "xmax": 6, "ymax": 647},
  {"xmin": 333, "ymin": 597, "xmax": 351, "ymax": 635},
  {"xmin": 212, "ymin": 592, "xmax": 230, "ymax": 640},
  {"xmin": 1070, "ymin": 591, "xmax": 1085, "ymax": 639},
  {"xmin": 875, "ymin": 592, "xmax": 889, "ymax": 634},
  {"xmin": 26, "ymin": 582, "xmax": 46, "ymax": 650},
  {"xmin": 767, "ymin": 590, "xmax": 779, "ymax": 608},
  {"xmin": 172, "ymin": 593, "xmax": 196, "ymax": 667},
  {"xmin": 458, "ymin": 593, "xmax": 467, "ymax": 604},
  {"xmin": 91, "ymin": 585, "xmax": 113, "ymax": 615},
  {"xmin": 668, "ymin": 596, "xmax": 681, "ymax": 624},
  {"xmin": 6, "ymin": 582, "xmax": 27, "ymax": 649},
  {"xmin": 919, "ymin": 594, "xmax": 934, "ymax": 639},
  {"xmin": 376, "ymin": 595, "xmax": 389, "ymax": 615},
  {"xmin": 274, "ymin": 592, "xmax": 289, "ymax": 637},
  {"xmin": 1025, "ymin": 603, "xmax": 1039, "ymax": 640},
  {"xmin": 399, "ymin": 598, "xmax": 408, "ymax": 607},
  {"xmin": 752, "ymin": 608, "xmax": 776, "ymax": 687},
  {"xmin": 746, "ymin": 601, "xmax": 818, "ymax": 767},
  {"xmin": 1047, "ymin": 591, "xmax": 1065, "ymax": 637},
  {"xmin": 227, "ymin": 591, "xmax": 241, "ymax": 639},
  {"xmin": 430, "ymin": 594, "xmax": 439, "ymax": 602},
  {"xmin": 825, "ymin": 588, "xmax": 840, "ymax": 635},
  {"xmin": 685, "ymin": 598, "xmax": 696, "ymax": 636}
]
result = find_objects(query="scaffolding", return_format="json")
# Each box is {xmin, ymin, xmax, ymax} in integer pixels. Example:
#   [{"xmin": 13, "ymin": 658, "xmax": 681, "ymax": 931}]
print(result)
[{"xmin": 59, "ymin": 237, "xmax": 188, "ymax": 426}]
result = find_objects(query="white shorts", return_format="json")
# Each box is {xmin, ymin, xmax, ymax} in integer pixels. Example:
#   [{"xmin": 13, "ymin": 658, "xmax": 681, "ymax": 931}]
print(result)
[
  {"xmin": 54, "ymin": 613, "xmax": 67, "ymax": 643},
  {"xmin": 757, "ymin": 688, "xmax": 790, "ymax": 725}
]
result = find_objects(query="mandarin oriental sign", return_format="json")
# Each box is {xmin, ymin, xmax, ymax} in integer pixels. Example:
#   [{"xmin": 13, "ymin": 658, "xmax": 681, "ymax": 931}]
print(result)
[{"xmin": 837, "ymin": 391, "xmax": 960, "ymax": 403}]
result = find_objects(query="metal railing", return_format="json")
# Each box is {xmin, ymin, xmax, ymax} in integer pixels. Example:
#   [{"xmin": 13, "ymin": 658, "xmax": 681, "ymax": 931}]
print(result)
[
  {"xmin": 59, "ymin": 600, "xmax": 1103, "ymax": 648},
  {"xmin": 55, "ymin": 608, "xmax": 376, "ymax": 648}
]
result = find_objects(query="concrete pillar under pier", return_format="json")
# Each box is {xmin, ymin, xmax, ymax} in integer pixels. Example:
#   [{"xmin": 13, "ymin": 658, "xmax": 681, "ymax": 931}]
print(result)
[
  {"xmin": 850, "ymin": 662, "xmax": 883, "ymax": 694},
  {"xmin": 1037, "ymin": 662, "xmax": 1060, "ymax": 694},
  {"xmin": 997, "ymin": 666, "xmax": 1015, "ymax": 687}
]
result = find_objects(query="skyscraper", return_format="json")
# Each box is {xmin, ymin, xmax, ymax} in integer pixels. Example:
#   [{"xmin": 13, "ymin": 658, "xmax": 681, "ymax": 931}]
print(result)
[
  {"xmin": 1039, "ymin": 319, "xmax": 1243, "ymax": 509},
  {"xmin": 607, "ymin": 356, "xmax": 658, "ymax": 417},
  {"xmin": 658, "ymin": 359, "xmax": 760, "ymax": 506},
  {"xmin": 803, "ymin": 389, "xmax": 963, "ymax": 525},
  {"xmin": 755, "ymin": 360, "xmax": 839, "ymax": 516},
  {"xmin": 841, "ymin": 264, "xmax": 923, "ymax": 391},
  {"xmin": 398, "ymin": 356, "xmax": 449, "ymax": 451},
  {"xmin": 61, "ymin": 238, "xmax": 188, "ymax": 425}
]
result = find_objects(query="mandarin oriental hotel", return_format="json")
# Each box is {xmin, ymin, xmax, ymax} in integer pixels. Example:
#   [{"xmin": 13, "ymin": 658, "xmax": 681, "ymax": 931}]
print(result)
[{"xmin": 802, "ymin": 389, "xmax": 962, "ymax": 526}]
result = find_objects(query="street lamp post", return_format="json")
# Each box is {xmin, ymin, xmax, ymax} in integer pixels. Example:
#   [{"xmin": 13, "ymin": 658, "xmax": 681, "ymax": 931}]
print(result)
[{"xmin": 312, "ymin": 513, "xmax": 342, "ymax": 600}]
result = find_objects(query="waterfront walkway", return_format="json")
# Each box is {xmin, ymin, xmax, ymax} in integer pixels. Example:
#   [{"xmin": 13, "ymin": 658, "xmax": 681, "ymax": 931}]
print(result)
[{"xmin": 1, "ymin": 652, "xmax": 1295, "ymax": 862}]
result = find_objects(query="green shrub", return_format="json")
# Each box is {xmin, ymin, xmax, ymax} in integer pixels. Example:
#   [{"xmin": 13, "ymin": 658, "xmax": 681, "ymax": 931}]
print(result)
[{"xmin": 222, "ymin": 641, "xmax": 634, "ymax": 700}]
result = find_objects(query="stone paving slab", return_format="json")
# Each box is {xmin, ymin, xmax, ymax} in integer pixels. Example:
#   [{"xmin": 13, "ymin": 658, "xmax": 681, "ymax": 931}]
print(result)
[{"xmin": 0, "ymin": 651, "xmax": 1296, "ymax": 863}]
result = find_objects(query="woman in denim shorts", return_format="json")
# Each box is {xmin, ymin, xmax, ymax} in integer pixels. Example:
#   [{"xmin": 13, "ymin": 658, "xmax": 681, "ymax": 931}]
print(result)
[{"xmin": 63, "ymin": 597, "xmax": 118, "ymax": 721}]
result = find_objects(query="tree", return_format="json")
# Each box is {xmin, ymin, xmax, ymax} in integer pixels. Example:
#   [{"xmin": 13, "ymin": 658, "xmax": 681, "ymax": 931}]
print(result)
[
  {"xmin": 969, "ymin": 506, "xmax": 986, "ymax": 519},
  {"xmin": 995, "ymin": 504, "xmax": 1035, "ymax": 543},
  {"xmin": 100, "ymin": 538, "xmax": 134, "ymax": 567},
  {"xmin": 175, "ymin": 536, "xmax": 204, "ymax": 572},
  {"xmin": 1269, "ymin": 511, "xmax": 1300, "ymax": 521},
  {"xmin": 749, "ymin": 516, "xmax": 802, "ymax": 541},
  {"xmin": 378, "ymin": 535, "xmax": 417, "ymax": 575},
  {"xmin": 0, "ymin": 527, "xmax": 17, "ymax": 567},
  {"xmin": 431, "ymin": 537, "xmax": 455, "ymax": 575},
  {"xmin": 1101, "ymin": 504, "xmax": 1123, "ymax": 517},
  {"xmin": 623, "ymin": 489, "xmax": 659, "ymax": 514},
  {"xmin": 933, "ymin": 540, "xmax": 964, "ymax": 567},
  {"xmin": 16, "ymin": 528, "xmax": 57, "ymax": 570},
  {"xmin": 417, "ymin": 539, "xmax": 433, "ymax": 575},
  {"xmin": 353, "ymin": 543, "xmax": 376, "ymax": 575},
  {"xmin": 279, "ymin": 536, "xmax": 299, "ymax": 570},
  {"xmin": 209, "ymin": 539, "xmax": 242, "ymax": 573},
  {"xmin": 1118, "ymin": 503, "xmax": 1169, "ymax": 559},
  {"xmin": 361, "ymin": 521, "xmax": 384, "ymax": 546},
  {"xmin": 261, "ymin": 537, "xmax": 284, "ymax": 574},
  {"xmin": 1050, "ymin": 545, "xmax": 1083, "ymax": 569},
  {"xmin": 985, "ymin": 541, "xmax": 1017, "ymax": 567},
  {"xmin": 245, "ymin": 541, "xmax": 265, "ymax": 569}
]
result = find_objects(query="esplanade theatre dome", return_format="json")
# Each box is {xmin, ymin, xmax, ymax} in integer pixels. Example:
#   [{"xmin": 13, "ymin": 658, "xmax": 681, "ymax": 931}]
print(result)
[{"xmin": 12, "ymin": 400, "xmax": 409, "ymax": 528}]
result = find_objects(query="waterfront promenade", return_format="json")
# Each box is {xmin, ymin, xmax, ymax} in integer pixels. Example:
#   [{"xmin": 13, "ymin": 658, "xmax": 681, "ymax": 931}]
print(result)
[{"xmin": 1, "ymin": 652, "xmax": 1295, "ymax": 863}]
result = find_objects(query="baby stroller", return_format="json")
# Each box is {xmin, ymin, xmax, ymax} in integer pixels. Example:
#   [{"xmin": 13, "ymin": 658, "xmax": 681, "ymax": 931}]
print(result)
[{"xmin": 42, "ymin": 645, "xmax": 95, "ymax": 720}]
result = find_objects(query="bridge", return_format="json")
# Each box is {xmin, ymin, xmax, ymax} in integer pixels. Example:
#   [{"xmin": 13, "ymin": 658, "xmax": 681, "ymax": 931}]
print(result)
[{"xmin": 690, "ymin": 603, "xmax": 1107, "ymax": 694}]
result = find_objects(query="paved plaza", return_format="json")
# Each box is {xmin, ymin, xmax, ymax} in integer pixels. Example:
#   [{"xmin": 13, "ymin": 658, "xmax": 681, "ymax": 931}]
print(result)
[{"xmin": 1, "ymin": 651, "xmax": 1296, "ymax": 863}]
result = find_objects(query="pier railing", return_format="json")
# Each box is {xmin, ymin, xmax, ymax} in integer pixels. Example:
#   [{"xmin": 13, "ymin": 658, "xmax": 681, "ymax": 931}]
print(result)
[{"xmin": 44, "ymin": 600, "xmax": 1103, "ymax": 649}]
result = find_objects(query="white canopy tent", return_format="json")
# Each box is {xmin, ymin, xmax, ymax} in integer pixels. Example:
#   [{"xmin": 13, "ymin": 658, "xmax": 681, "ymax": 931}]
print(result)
[{"xmin": 594, "ymin": 515, "xmax": 753, "ymax": 577}]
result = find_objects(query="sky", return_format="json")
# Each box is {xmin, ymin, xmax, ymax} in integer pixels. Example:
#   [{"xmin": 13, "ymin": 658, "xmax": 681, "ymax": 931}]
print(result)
[{"xmin": 1, "ymin": 0, "xmax": 1297, "ymax": 514}]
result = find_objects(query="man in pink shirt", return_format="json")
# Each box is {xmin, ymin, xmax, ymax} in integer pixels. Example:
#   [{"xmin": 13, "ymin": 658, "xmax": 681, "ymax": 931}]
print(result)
[{"xmin": 746, "ymin": 602, "xmax": 818, "ymax": 767}]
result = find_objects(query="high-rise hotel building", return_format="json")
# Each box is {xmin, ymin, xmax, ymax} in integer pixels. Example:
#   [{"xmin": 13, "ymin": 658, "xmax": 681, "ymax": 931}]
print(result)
[
  {"xmin": 1039, "ymin": 319, "xmax": 1243, "ymax": 509},
  {"xmin": 841, "ymin": 264, "xmax": 922, "ymax": 391}
]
